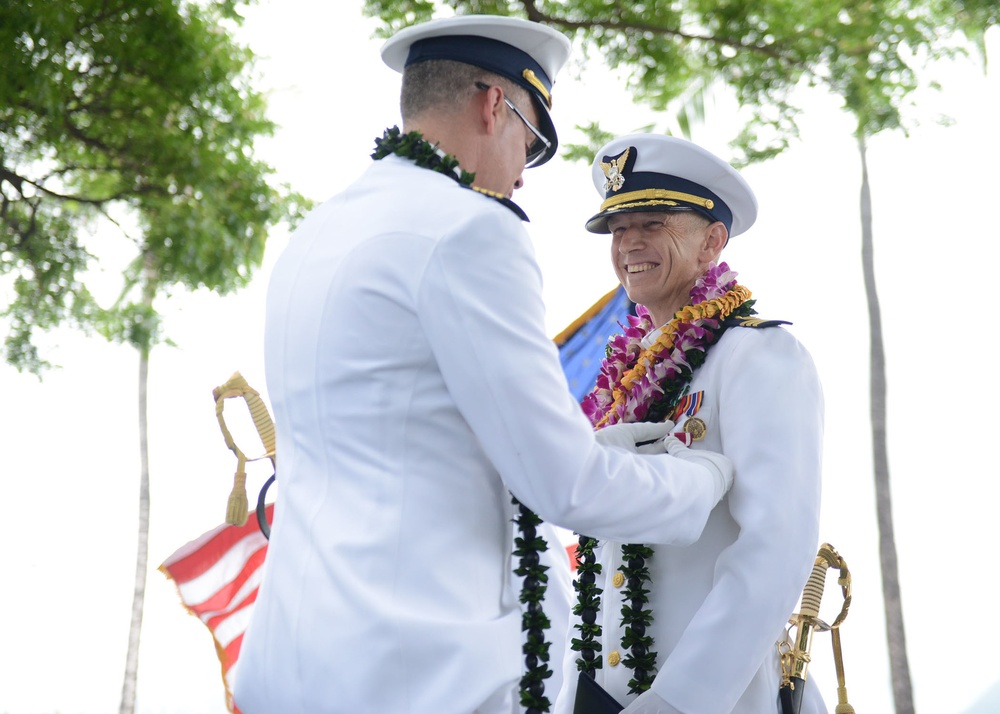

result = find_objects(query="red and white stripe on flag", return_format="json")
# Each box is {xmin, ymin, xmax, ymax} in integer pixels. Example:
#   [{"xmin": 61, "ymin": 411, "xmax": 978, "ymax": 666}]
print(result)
[
  {"xmin": 159, "ymin": 504, "xmax": 272, "ymax": 714},
  {"xmin": 162, "ymin": 504, "xmax": 578, "ymax": 710}
]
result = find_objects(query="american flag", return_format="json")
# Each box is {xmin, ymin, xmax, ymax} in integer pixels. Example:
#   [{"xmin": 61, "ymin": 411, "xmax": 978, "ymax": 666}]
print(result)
[
  {"xmin": 161, "ymin": 502, "xmax": 579, "ymax": 713},
  {"xmin": 159, "ymin": 503, "xmax": 272, "ymax": 713}
]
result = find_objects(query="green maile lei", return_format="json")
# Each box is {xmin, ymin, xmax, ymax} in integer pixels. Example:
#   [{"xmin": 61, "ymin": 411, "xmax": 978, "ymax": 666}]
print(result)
[
  {"xmin": 372, "ymin": 126, "xmax": 475, "ymax": 186},
  {"xmin": 513, "ymin": 498, "xmax": 554, "ymax": 714},
  {"xmin": 572, "ymin": 264, "xmax": 757, "ymax": 696},
  {"xmin": 372, "ymin": 125, "xmax": 530, "ymax": 221}
]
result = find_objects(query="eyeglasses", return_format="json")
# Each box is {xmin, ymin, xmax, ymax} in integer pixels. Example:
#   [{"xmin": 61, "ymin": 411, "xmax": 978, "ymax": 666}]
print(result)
[{"xmin": 475, "ymin": 82, "xmax": 552, "ymax": 168}]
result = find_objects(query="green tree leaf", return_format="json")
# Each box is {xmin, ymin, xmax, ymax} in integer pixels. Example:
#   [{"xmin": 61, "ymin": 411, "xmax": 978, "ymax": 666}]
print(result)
[{"xmin": 0, "ymin": 0, "xmax": 310, "ymax": 372}]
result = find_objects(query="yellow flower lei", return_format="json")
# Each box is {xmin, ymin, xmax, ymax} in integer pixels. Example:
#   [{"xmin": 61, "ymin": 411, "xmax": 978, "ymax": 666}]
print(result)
[{"xmin": 594, "ymin": 284, "xmax": 752, "ymax": 428}]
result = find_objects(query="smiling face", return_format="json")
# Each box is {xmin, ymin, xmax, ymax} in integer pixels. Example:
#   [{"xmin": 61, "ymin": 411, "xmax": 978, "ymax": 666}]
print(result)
[{"xmin": 609, "ymin": 210, "xmax": 728, "ymax": 326}]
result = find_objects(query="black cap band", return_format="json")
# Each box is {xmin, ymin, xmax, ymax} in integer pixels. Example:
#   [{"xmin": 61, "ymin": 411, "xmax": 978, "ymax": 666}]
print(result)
[{"xmin": 405, "ymin": 35, "xmax": 553, "ymax": 105}]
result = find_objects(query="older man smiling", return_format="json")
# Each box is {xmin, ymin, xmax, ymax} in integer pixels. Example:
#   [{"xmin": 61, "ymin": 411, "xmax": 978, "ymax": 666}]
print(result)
[{"xmin": 557, "ymin": 134, "xmax": 828, "ymax": 714}]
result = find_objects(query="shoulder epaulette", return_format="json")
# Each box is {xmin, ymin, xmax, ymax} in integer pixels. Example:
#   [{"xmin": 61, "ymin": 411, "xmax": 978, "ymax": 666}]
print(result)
[
  {"xmin": 723, "ymin": 316, "xmax": 792, "ymax": 329},
  {"xmin": 469, "ymin": 185, "xmax": 529, "ymax": 222}
]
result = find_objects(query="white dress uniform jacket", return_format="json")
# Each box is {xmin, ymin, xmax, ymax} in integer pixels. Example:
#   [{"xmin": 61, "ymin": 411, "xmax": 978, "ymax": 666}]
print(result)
[
  {"xmin": 555, "ymin": 324, "xmax": 827, "ymax": 714},
  {"xmin": 233, "ymin": 156, "xmax": 734, "ymax": 714}
]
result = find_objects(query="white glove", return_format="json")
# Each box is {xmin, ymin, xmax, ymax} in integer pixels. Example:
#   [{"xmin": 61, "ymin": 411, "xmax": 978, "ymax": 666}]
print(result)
[
  {"xmin": 594, "ymin": 421, "xmax": 675, "ymax": 452},
  {"xmin": 663, "ymin": 434, "xmax": 734, "ymax": 502},
  {"xmin": 620, "ymin": 688, "xmax": 684, "ymax": 714}
]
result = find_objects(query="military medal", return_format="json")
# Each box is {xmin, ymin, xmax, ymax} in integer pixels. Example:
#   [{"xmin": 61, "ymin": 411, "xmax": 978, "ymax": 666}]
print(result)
[
  {"xmin": 672, "ymin": 391, "xmax": 707, "ymax": 440},
  {"xmin": 682, "ymin": 417, "xmax": 707, "ymax": 441}
]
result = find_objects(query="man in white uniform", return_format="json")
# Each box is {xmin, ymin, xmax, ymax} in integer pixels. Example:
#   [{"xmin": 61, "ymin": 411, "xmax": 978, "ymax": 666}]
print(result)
[
  {"xmin": 554, "ymin": 135, "xmax": 826, "ymax": 714},
  {"xmin": 234, "ymin": 17, "xmax": 738, "ymax": 714}
]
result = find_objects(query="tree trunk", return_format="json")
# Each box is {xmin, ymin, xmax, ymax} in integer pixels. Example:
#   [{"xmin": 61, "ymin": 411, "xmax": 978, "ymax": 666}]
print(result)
[
  {"xmin": 119, "ymin": 263, "xmax": 156, "ymax": 714},
  {"xmin": 857, "ymin": 135, "xmax": 914, "ymax": 714}
]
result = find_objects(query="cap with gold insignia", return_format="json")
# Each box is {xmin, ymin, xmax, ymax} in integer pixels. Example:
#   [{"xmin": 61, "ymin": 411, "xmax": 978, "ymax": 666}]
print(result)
[
  {"xmin": 380, "ymin": 15, "xmax": 571, "ymax": 167},
  {"xmin": 585, "ymin": 134, "xmax": 758, "ymax": 237}
]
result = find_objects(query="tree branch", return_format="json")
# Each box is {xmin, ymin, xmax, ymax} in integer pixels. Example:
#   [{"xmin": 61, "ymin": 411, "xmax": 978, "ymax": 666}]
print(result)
[
  {"xmin": 2, "ymin": 164, "xmax": 128, "ymax": 205},
  {"xmin": 519, "ymin": 0, "xmax": 799, "ymax": 65}
]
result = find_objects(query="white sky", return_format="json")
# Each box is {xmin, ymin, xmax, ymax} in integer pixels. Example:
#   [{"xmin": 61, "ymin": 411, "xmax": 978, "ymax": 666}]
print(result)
[{"xmin": 1, "ymin": 3, "xmax": 998, "ymax": 713}]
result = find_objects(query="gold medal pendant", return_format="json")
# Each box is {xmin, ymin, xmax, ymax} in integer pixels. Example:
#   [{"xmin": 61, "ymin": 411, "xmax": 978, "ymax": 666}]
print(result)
[{"xmin": 682, "ymin": 417, "xmax": 707, "ymax": 441}]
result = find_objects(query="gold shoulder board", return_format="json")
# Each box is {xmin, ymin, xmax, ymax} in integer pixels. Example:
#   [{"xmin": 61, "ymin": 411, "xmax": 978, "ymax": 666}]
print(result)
[{"xmin": 725, "ymin": 317, "xmax": 792, "ymax": 329}]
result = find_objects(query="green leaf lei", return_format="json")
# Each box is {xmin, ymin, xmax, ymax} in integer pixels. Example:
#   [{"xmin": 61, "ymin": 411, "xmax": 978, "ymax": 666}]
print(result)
[
  {"xmin": 571, "ymin": 535, "xmax": 604, "ymax": 678},
  {"xmin": 513, "ymin": 498, "xmax": 554, "ymax": 714},
  {"xmin": 619, "ymin": 544, "xmax": 656, "ymax": 693},
  {"xmin": 371, "ymin": 126, "xmax": 475, "ymax": 186},
  {"xmin": 372, "ymin": 125, "xmax": 530, "ymax": 222},
  {"xmin": 571, "ymin": 540, "xmax": 655, "ymax": 694}
]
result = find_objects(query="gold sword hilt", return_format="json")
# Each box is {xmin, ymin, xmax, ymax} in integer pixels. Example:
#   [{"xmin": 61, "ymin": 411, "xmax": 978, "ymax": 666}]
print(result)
[{"xmin": 780, "ymin": 543, "xmax": 853, "ymax": 712}]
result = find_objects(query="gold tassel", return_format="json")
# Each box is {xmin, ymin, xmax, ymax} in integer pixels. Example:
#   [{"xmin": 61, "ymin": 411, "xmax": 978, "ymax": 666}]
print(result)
[{"xmin": 226, "ymin": 462, "xmax": 249, "ymax": 526}]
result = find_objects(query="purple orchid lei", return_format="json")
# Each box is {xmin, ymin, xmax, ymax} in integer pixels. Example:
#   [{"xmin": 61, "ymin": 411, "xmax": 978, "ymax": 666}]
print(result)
[{"xmin": 581, "ymin": 262, "xmax": 750, "ymax": 427}]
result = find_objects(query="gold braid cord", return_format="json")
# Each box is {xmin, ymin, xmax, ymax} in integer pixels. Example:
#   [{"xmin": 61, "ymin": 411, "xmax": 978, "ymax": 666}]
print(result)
[
  {"xmin": 213, "ymin": 372, "xmax": 276, "ymax": 526},
  {"xmin": 779, "ymin": 543, "xmax": 856, "ymax": 713}
]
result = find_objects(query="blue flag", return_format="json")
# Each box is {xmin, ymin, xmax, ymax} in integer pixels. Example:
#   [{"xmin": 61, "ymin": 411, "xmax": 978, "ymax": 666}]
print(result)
[{"xmin": 554, "ymin": 285, "xmax": 635, "ymax": 403}]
